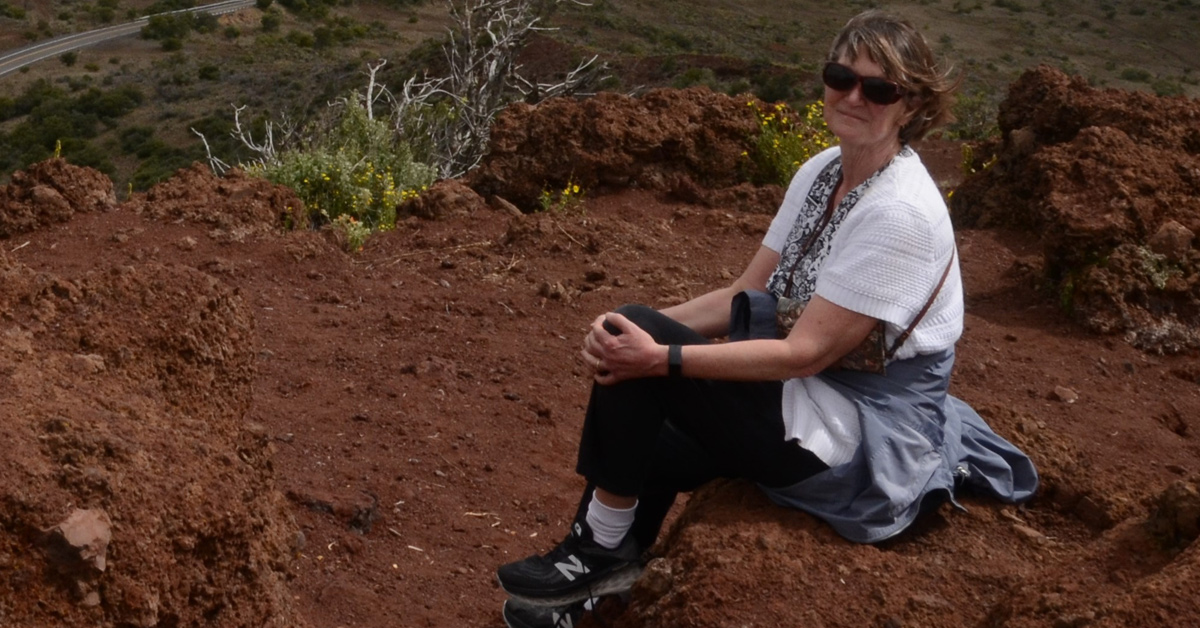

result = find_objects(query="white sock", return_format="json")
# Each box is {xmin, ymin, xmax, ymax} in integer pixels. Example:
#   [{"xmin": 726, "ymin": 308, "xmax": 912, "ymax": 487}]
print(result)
[{"xmin": 585, "ymin": 490, "xmax": 637, "ymax": 550}]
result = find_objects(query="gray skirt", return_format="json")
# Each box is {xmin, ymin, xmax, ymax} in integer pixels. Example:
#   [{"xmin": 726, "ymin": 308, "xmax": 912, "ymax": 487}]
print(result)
[{"xmin": 762, "ymin": 349, "xmax": 1038, "ymax": 544}]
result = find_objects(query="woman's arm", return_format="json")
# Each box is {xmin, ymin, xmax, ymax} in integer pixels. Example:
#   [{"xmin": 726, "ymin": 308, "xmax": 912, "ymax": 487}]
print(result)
[
  {"xmin": 657, "ymin": 245, "xmax": 781, "ymax": 338},
  {"xmin": 584, "ymin": 294, "xmax": 878, "ymax": 384}
]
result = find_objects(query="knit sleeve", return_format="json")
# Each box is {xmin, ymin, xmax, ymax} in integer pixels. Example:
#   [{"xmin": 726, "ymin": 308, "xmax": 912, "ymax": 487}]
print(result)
[{"xmin": 815, "ymin": 197, "xmax": 942, "ymax": 327}]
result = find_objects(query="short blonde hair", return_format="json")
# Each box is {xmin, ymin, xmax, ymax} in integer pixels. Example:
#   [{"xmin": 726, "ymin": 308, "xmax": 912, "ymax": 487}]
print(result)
[{"xmin": 828, "ymin": 10, "xmax": 960, "ymax": 143}]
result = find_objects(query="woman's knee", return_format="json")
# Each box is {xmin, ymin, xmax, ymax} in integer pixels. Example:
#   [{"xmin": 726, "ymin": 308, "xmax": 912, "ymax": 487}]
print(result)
[
  {"xmin": 613, "ymin": 304, "xmax": 659, "ymax": 329},
  {"xmin": 611, "ymin": 303, "xmax": 704, "ymax": 344}
]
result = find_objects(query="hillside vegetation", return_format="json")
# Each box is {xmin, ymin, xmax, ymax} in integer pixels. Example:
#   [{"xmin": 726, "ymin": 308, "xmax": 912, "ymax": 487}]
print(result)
[{"xmin": 0, "ymin": 0, "xmax": 1197, "ymax": 194}]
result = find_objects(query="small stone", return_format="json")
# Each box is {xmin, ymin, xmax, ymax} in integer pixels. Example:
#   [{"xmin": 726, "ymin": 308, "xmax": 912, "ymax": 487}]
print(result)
[
  {"xmin": 490, "ymin": 195, "xmax": 524, "ymax": 218},
  {"xmin": 538, "ymin": 281, "xmax": 567, "ymax": 300},
  {"xmin": 1013, "ymin": 524, "xmax": 1047, "ymax": 544},
  {"xmin": 178, "ymin": 236, "xmax": 197, "ymax": 250},
  {"xmin": 1050, "ymin": 386, "xmax": 1078, "ymax": 403},
  {"xmin": 69, "ymin": 354, "xmax": 106, "ymax": 375},
  {"xmin": 637, "ymin": 558, "xmax": 674, "ymax": 598},
  {"xmin": 1147, "ymin": 220, "xmax": 1195, "ymax": 263},
  {"xmin": 44, "ymin": 509, "xmax": 112, "ymax": 574}
]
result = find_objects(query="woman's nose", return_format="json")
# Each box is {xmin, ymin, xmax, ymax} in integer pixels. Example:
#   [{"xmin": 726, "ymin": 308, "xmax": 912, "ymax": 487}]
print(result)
[{"xmin": 843, "ymin": 83, "xmax": 867, "ymax": 105}]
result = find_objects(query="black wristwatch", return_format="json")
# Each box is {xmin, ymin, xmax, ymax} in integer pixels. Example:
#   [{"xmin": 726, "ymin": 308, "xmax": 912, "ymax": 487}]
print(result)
[{"xmin": 668, "ymin": 344, "xmax": 683, "ymax": 378}]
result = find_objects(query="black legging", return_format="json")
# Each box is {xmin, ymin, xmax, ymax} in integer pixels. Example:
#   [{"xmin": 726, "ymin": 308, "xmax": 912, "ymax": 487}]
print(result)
[{"xmin": 573, "ymin": 304, "xmax": 829, "ymax": 549}]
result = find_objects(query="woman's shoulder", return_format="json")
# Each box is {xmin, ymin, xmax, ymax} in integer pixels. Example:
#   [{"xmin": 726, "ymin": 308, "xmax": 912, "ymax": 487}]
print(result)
[
  {"xmin": 787, "ymin": 146, "xmax": 843, "ymax": 188},
  {"xmin": 862, "ymin": 151, "xmax": 945, "ymax": 214}
]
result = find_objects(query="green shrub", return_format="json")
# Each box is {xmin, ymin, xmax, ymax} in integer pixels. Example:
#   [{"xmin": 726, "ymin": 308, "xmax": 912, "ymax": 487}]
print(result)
[
  {"xmin": 1152, "ymin": 78, "xmax": 1185, "ymax": 97},
  {"xmin": 1120, "ymin": 67, "xmax": 1152, "ymax": 83},
  {"xmin": 743, "ymin": 100, "xmax": 836, "ymax": 186},
  {"xmin": 672, "ymin": 67, "xmax": 716, "ymax": 89},
  {"xmin": 0, "ymin": 2, "xmax": 26, "ymax": 19},
  {"xmin": 198, "ymin": 64, "xmax": 220, "ymax": 81},
  {"xmin": 278, "ymin": 0, "xmax": 335, "ymax": 20},
  {"xmin": 328, "ymin": 214, "xmax": 372, "ymax": 252},
  {"xmin": 0, "ymin": 81, "xmax": 144, "ymax": 176},
  {"xmin": 284, "ymin": 30, "xmax": 315, "ymax": 47},
  {"xmin": 244, "ymin": 95, "xmax": 435, "ymax": 231}
]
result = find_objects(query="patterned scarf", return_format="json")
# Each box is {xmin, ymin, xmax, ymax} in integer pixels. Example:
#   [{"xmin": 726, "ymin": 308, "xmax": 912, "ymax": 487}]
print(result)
[{"xmin": 766, "ymin": 145, "xmax": 914, "ymax": 302}]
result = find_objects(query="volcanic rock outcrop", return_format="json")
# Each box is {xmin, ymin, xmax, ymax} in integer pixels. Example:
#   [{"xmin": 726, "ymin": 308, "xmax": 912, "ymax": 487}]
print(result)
[{"xmin": 952, "ymin": 65, "xmax": 1200, "ymax": 353}]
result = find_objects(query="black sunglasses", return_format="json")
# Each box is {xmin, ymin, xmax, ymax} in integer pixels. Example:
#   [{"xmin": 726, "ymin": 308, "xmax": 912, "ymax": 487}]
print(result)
[{"xmin": 822, "ymin": 62, "xmax": 905, "ymax": 106}]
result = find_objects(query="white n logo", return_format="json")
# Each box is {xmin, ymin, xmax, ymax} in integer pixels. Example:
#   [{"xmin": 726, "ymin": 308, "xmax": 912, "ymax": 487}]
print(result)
[
  {"xmin": 551, "ymin": 610, "xmax": 575, "ymax": 628},
  {"xmin": 553, "ymin": 555, "xmax": 590, "ymax": 582}
]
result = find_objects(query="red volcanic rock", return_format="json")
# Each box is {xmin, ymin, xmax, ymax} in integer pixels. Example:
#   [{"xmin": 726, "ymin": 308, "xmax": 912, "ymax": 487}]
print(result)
[
  {"xmin": 952, "ymin": 65, "xmax": 1200, "ymax": 353},
  {"xmin": 0, "ymin": 159, "xmax": 116, "ymax": 237},
  {"xmin": 468, "ymin": 87, "xmax": 776, "ymax": 212}
]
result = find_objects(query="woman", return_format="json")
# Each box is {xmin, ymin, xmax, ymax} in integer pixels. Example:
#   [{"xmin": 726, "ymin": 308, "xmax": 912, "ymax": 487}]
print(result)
[{"xmin": 497, "ymin": 10, "xmax": 1037, "ymax": 628}]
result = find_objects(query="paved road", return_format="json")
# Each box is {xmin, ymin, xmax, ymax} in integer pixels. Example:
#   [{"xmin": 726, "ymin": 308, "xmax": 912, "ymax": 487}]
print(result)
[{"xmin": 0, "ymin": 0, "xmax": 255, "ymax": 78}]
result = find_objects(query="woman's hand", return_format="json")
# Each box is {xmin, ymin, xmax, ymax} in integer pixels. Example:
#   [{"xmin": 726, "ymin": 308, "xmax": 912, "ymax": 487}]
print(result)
[{"xmin": 581, "ymin": 312, "xmax": 665, "ymax": 385}]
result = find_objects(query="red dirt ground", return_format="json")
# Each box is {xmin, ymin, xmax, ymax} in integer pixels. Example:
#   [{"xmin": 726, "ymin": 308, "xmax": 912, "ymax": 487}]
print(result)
[{"xmin": 2, "ymin": 79, "xmax": 1199, "ymax": 628}]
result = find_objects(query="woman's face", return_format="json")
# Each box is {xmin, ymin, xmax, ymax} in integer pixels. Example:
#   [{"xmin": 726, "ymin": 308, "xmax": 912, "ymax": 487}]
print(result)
[{"xmin": 823, "ymin": 52, "xmax": 912, "ymax": 153}]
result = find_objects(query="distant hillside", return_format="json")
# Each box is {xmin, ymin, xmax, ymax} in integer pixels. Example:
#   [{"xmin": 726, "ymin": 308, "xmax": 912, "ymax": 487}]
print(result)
[{"xmin": 0, "ymin": 0, "xmax": 1196, "ymax": 192}]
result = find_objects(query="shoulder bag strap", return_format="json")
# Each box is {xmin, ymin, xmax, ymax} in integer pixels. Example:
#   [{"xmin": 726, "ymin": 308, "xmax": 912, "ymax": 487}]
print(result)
[
  {"xmin": 783, "ymin": 175, "xmax": 841, "ymax": 296},
  {"xmin": 884, "ymin": 248, "xmax": 957, "ymax": 359}
]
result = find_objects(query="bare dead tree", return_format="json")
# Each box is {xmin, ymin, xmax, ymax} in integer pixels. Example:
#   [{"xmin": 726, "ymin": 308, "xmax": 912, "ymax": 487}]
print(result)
[
  {"xmin": 196, "ymin": 0, "xmax": 605, "ymax": 181},
  {"xmin": 192, "ymin": 105, "xmax": 297, "ymax": 175},
  {"xmin": 393, "ymin": 0, "xmax": 608, "ymax": 179},
  {"xmin": 190, "ymin": 128, "xmax": 230, "ymax": 175},
  {"xmin": 362, "ymin": 58, "xmax": 391, "ymax": 121}
]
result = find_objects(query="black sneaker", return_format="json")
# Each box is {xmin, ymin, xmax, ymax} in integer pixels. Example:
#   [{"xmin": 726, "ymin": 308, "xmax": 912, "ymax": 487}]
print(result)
[
  {"xmin": 497, "ymin": 520, "xmax": 642, "ymax": 606},
  {"xmin": 502, "ymin": 597, "xmax": 593, "ymax": 628}
]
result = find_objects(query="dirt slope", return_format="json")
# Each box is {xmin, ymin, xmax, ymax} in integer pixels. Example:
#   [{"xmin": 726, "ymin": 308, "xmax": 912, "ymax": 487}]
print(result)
[{"xmin": 1, "ymin": 83, "xmax": 1199, "ymax": 627}]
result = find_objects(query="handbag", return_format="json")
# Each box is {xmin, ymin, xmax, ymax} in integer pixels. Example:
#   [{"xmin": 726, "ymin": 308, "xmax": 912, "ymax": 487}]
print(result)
[{"xmin": 776, "ymin": 295, "xmax": 888, "ymax": 373}]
